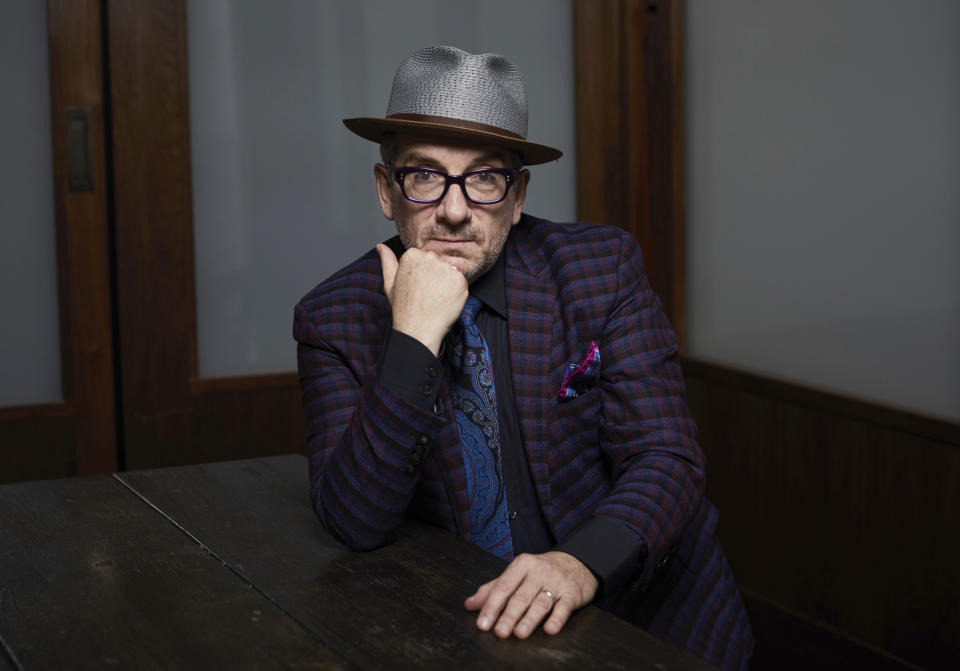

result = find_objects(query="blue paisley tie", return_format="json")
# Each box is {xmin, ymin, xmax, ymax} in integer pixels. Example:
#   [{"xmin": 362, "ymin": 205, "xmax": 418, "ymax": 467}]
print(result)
[{"xmin": 449, "ymin": 296, "xmax": 514, "ymax": 560}]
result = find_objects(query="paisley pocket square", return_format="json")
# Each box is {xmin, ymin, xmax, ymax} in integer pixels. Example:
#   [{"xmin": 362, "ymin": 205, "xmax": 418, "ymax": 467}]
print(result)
[{"xmin": 556, "ymin": 341, "xmax": 600, "ymax": 401}]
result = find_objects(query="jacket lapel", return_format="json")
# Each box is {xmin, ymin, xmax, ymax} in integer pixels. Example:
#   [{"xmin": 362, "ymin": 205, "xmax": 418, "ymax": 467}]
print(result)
[{"xmin": 504, "ymin": 219, "xmax": 558, "ymax": 525}]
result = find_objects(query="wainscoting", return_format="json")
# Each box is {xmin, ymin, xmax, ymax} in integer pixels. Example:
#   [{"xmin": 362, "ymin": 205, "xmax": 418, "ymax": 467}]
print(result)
[{"xmin": 683, "ymin": 357, "xmax": 959, "ymax": 671}]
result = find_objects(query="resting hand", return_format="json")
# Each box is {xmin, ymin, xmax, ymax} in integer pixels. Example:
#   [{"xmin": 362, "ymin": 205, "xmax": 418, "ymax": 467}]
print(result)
[
  {"xmin": 377, "ymin": 244, "xmax": 468, "ymax": 356},
  {"xmin": 464, "ymin": 551, "xmax": 599, "ymax": 639}
]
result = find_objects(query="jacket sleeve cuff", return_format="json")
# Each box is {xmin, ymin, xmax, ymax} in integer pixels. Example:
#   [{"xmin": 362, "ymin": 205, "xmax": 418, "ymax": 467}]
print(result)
[
  {"xmin": 376, "ymin": 329, "xmax": 443, "ymax": 412},
  {"xmin": 554, "ymin": 516, "xmax": 647, "ymax": 599}
]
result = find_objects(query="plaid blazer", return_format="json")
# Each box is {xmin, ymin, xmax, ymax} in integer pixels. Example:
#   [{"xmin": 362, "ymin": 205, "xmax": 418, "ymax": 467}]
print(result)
[{"xmin": 294, "ymin": 215, "xmax": 753, "ymax": 670}]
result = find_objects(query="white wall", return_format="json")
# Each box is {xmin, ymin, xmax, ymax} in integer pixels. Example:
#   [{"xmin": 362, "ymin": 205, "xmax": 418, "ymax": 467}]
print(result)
[
  {"xmin": 685, "ymin": 1, "xmax": 960, "ymax": 422},
  {"xmin": 0, "ymin": 0, "xmax": 61, "ymax": 406},
  {"xmin": 188, "ymin": 0, "xmax": 575, "ymax": 378}
]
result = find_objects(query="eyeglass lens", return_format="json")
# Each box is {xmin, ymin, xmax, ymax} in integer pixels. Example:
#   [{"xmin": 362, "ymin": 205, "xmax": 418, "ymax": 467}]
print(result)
[{"xmin": 400, "ymin": 169, "xmax": 509, "ymax": 204}]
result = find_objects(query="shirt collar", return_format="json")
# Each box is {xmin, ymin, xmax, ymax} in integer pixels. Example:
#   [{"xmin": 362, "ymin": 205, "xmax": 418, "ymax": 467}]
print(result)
[{"xmin": 470, "ymin": 251, "xmax": 507, "ymax": 319}]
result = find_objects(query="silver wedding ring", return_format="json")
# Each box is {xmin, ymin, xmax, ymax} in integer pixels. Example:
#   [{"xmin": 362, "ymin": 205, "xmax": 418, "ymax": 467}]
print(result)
[{"xmin": 542, "ymin": 589, "xmax": 556, "ymax": 601}]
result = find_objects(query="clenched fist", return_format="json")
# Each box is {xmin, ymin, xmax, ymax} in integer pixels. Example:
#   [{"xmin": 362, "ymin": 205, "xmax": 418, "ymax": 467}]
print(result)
[{"xmin": 377, "ymin": 244, "xmax": 469, "ymax": 356}]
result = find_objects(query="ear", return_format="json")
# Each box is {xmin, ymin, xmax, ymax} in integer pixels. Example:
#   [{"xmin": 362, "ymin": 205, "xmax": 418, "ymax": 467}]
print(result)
[
  {"xmin": 374, "ymin": 163, "xmax": 396, "ymax": 221},
  {"xmin": 510, "ymin": 169, "xmax": 531, "ymax": 226}
]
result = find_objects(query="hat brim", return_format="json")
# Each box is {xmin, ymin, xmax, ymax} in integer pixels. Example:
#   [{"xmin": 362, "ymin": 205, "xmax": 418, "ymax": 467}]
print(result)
[{"xmin": 343, "ymin": 116, "xmax": 562, "ymax": 165}]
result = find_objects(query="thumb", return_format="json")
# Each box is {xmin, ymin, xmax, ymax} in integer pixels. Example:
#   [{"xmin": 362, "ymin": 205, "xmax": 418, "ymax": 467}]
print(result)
[{"xmin": 375, "ymin": 243, "xmax": 398, "ymax": 296}]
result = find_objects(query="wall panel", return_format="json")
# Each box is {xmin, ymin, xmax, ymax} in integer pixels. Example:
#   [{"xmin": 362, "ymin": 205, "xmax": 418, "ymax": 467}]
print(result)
[{"xmin": 684, "ymin": 357, "xmax": 960, "ymax": 670}]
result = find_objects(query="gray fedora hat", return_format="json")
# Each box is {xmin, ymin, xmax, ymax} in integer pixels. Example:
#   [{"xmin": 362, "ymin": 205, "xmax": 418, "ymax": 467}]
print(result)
[{"xmin": 343, "ymin": 46, "xmax": 562, "ymax": 165}]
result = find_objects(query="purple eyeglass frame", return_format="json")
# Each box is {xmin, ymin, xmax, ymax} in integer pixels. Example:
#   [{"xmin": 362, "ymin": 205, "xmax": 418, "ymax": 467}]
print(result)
[{"xmin": 389, "ymin": 164, "xmax": 517, "ymax": 205}]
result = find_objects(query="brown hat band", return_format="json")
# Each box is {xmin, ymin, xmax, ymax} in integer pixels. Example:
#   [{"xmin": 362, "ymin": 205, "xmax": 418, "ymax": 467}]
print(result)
[{"xmin": 387, "ymin": 113, "xmax": 526, "ymax": 141}]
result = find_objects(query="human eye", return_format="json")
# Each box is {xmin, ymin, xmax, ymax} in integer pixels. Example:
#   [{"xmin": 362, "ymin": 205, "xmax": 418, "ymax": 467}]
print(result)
[
  {"xmin": 466, "ymin": 170, "xmax": 504, "ymax": 190},
  {"xmin": 413, "ymin": 168, "xmax": 444, "ymax": 184},
  {"xmin": 400, "ymin": 168, "xmax": 446, "ymax": 200},
  {"xmin": 467, "ymin": 169, "xmax": 504, "ymax": 184},
  {"xmin": 471, "ymin": 170, "xmax": 496, "ymax": 183}
]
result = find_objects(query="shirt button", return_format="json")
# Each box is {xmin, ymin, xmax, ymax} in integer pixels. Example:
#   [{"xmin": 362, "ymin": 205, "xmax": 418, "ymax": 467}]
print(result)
[
  {"xmin": 417, "ymin": 435, "xmax": 429, "ymax": 447},
  {"xmin": 509, "ymin": 511, "xmax": 518, "ymax": 521}
]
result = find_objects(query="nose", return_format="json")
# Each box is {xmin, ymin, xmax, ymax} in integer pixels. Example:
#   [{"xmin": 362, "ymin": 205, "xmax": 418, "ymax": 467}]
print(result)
[{"xmin": 435, "ymin": 181, "xmax": 471, "ymax": 226}]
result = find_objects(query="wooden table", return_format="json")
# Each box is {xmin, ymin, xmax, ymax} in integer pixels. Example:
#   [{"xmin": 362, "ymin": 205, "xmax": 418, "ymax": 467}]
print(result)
[{"xmin": 0, "ymin": 455, "xmax": 715, "ymax": 669}]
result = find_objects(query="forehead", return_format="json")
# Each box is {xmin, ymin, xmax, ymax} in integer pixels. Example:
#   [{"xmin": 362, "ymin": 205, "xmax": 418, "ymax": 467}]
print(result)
[{"xmin": 388, "ymin": 134, "xmax": 514, "ymax": 167}]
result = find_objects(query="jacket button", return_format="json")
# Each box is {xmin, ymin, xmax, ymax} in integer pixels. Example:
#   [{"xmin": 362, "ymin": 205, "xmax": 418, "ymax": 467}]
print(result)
[
  {"xmin": 426, "ymin": 366, "xmax": 438, "ymax": 378},
  {"xmin": 417, "ymin": 435, "xmax": 429, "ymax": 447},
  {"xmin": 508, "ymin": 511, "xmax": 518, "ymax": 521}
]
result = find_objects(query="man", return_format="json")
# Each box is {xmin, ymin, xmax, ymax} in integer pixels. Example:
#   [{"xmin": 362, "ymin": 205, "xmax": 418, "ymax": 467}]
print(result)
[{"xmin": 294, "ymin": 46, "xmax": 753, "ymax": 670}]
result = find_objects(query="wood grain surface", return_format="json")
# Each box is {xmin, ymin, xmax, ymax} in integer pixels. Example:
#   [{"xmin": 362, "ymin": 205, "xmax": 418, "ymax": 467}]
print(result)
[
  {"xmin": 117, "ymin": 455, "xmax": 715, "ymax": 670},
  {"xmin": 0, "ymin": 455, "xmax": 716, "ymax": 670},
  {"xmin": 0, "ymin": 472, "xmax": 342, "ymax": 669}
]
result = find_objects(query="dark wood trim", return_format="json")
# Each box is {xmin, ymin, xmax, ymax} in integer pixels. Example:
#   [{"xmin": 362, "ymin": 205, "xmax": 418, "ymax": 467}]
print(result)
[
  {"xmin": 45, "ymin": 0, "xmax": 117, "ymax": 475},
  {"xmin": 575, "ymin": 0, "xmax": 626, "ymax": 233},
  {"xmin": 574, "ymin": 0, "xmax": 686, "ymax": 346},
  {"xmin": 106, "ymin": 0, "xmax": 305, "ymax": 469},
  {"xmin": 0, "ymin": 403, "xmax": 74, "ymax": 423},
  {"xmin": 741, "ymin": 591, "xmax": 924, "ymax": 671},
  {"xmin": 190, "ymin": 373, "xmax": 299, "ymax": 395},
  {"xmin": 684, "ymin": 359, "xmax": 960, "ymax": 669},
  {"xmin": 681, "ymin": 356, "xmax": 960, "ymax": 446},
  {"xmin": 107, "ymin": 0, "xmax": 196, "ymax": 467},
  {"xmin": 0, "ymin": 413, "xmax": 77, "ymax": 485}
]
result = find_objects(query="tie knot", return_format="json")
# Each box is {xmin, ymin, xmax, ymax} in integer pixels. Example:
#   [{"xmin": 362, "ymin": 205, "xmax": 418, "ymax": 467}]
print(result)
[{"xmin": 459, "ymin": 296, "xmax": 482, "ymax": 326}]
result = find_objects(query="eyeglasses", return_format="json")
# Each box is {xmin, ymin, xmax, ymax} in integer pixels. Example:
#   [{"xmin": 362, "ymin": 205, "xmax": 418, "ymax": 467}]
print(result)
[{"xmin": 389, "ymin": 164, "xmax": 517, "ymax": 205}]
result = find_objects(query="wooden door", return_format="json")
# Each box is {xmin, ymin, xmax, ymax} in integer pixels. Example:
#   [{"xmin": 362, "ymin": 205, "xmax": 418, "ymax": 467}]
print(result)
[
  {"xmin": 0, "ymin": 0, "xmax": 117, "ymax": 483},
  {"xmin": 105, "ymin": 0, "xmax": 304, "ymax": 470},
  {"xmin": 574, "ymin": 0, "xmax": 686, "ymax": 345}
]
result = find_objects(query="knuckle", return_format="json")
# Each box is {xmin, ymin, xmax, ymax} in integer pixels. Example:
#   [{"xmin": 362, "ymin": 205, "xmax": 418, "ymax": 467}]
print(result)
[
  {"xmin": 513, "ymin": 587, "xmax": 539, "ymax": 606},
  {"xmin": 514, "ymin": 553, "xmax": 538, "ymax": 569},
  {"xmin": 487, "ymin": 588, "xmax": 513, "ymax": 607}
]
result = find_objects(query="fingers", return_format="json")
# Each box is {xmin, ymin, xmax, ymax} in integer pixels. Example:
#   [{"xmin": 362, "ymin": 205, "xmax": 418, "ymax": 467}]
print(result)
[
  {"xmin": 385, "ymin": 247, "xmax": 468, "ymax": 355},
  {"xmin": 375, "ymin": 243, "xmax": 398, "ymax": 297},
  {"xmin": 477, "ymin": 572, "xmax": 556, "ymax": 640},
  {"xmin": 471, "ymin": 566, "xmax": 525, "ymax": 633},
  {"xmin": 512, "ymin": 589, "xmax": 559, "ymax": 639},
  {"xmin": 486, "ymin": 576, "xmax": 542, "ymax": 639},
  {"xmin": 464, "ymin": 552, "xmax": 598, "ymax": 640},
  {"xmin": 542, "ymin": 597, "xmax": 575, "ymax": 635},
  {"xmin": 463, "ymin": 581, "xmax": 493, "ymax": 612}
]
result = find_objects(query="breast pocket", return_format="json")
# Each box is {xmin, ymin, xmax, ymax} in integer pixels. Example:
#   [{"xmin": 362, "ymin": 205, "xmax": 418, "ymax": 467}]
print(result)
[{"xmin": 551, "ymin": 385, "xmax": 602, "ymax": 447}]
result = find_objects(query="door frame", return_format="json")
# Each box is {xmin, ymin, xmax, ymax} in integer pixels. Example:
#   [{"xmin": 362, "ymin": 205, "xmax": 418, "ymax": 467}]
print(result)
[{"xmin": 0, "ymin": 0, "xmax": 117, "ymax": 483}]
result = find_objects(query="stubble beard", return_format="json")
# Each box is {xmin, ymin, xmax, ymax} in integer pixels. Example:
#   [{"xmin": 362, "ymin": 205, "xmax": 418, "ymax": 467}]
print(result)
[{"xmin": 397, "ymin": 222, "xmax": 510, "ymax": 284}]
